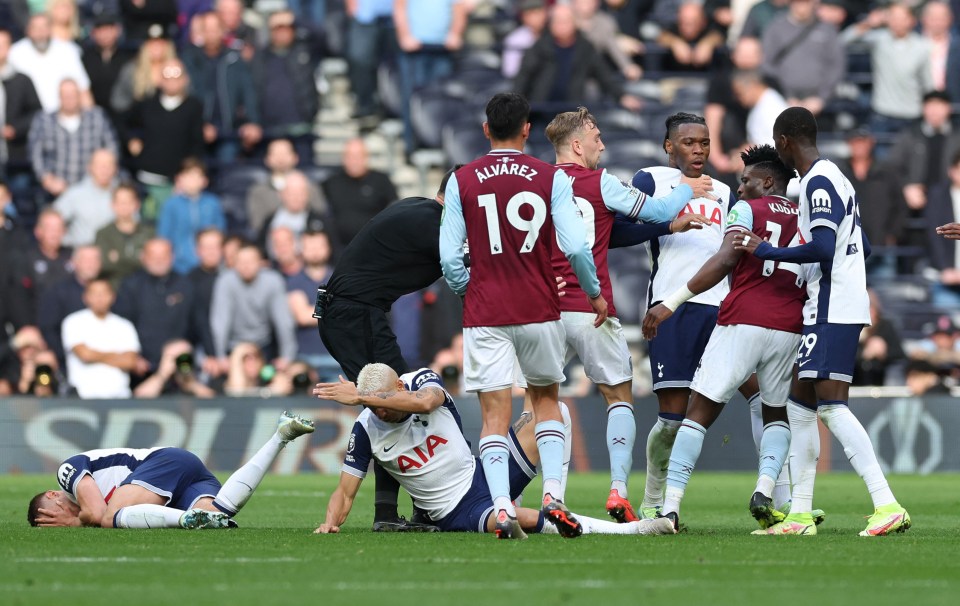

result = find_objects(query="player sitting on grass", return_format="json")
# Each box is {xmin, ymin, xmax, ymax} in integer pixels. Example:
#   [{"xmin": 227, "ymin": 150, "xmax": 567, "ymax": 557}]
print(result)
[
  {"xmin": 312, "ymin": 363, "xmax": 676, "ymax": 538},
  {"xmin": 27, "ymin": 411, "xmax": 315, "ymax": 529}
]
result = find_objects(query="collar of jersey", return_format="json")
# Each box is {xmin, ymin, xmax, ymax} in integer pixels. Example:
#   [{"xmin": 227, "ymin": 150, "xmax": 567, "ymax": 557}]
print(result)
[{"xmin": 487, "ymin": 149, "xmax": 522, "ymax": 155}]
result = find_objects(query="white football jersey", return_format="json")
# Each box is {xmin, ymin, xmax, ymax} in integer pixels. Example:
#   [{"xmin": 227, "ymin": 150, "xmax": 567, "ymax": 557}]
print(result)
[
  {"xmin": 798, "ymin": 159, "xmax": 870, "ymax": 325},
  {"xmin": 341, "ymin": 369, "xmax": 474, "ymax": 521},
  {"xmin": 635, "ymin": 166, "xmax": 732, "ymax": 307},
  {"xmin": 57, "ymin": 447, "xmax": 163, "ymax": 503}
]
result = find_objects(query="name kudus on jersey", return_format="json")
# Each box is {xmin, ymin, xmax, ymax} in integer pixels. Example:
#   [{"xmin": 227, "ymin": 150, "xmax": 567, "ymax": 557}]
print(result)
[
  {"xmin": 798, "ymin": 159, "xmax": 870, "ymax": 325},
  {"xmin": 340, "ymin": 369, "xmax": 474, "ymax": 521},
  {"xmin": 474, "ymin": 156, "xmax": 539, "ymax": 183},
  {"xmin": 634, "ymin": 166, "xmax": 733, "ymax": 307}
]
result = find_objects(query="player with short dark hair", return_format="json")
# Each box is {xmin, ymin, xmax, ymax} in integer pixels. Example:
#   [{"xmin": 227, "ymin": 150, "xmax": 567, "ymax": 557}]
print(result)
[
  {"xmin": 440, "ymin": 92, "xmax": 607, "ymax": 539},
  {"xmin": 315, "ymin": 165, "xmax": 462, "ymax": 533},
  {"xmin": 626, "ymin": 112, "xmax": 762, "ymax": 519},
  {"xmin": 27, "ymin": 412, "xmax": 314, "ymax": 529},
  {"xmin": 735, "ymin": 107, "xmax": 910, "ymax": 536},
  {"xmin": 534, "ymin": 106, "xmax": 711, "ymax": 522},
  {"xmin": 643, "ymin": 145, "xmax": 809, "ymax": 531},
  {"xmin": 313, "ymin": 364, "xmax": 676, "ymax": 537}
]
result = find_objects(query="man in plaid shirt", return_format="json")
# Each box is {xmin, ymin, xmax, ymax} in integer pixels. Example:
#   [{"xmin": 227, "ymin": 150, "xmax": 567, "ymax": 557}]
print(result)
[{"xmin": 28, "ymin": 79, "xmax": 117, "ymax": 198}]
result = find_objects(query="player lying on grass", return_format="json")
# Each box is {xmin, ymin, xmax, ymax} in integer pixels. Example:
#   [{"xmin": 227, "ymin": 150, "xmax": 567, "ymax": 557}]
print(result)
[
  {"xmin": 27, "ymin": 411, "xmax": 315, "ymax": 529},
  {"xmin": 643, "ymin": 145, "xmax": 823, "ymax": 532},
  {"xmin": 312, "ymin": 364, "xmax": 676, "ymax": 538}
]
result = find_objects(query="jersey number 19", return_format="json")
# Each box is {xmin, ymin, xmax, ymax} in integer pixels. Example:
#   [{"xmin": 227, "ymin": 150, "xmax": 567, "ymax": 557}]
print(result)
[{"xmin": 478, "ymin": 192, "xmax": 547, "ymax": 255}]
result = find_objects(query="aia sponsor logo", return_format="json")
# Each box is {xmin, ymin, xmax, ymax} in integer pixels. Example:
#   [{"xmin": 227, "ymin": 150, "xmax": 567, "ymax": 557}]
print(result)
[{"xmin": 397, "ymin": 435, "xmax": 449, "ymax": 473}]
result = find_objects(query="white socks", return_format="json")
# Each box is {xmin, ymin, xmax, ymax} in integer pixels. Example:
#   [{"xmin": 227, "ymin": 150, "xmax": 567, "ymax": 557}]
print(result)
[
  {"xmin": 747, "ymin": 393, "xmax": 763, "ymax": 452},
  {"xmin": 214, "ymin": 432, "xmax": 286, "ymax": 515},
  {"xmin": 114, "ymin": 504, "xmax": 185, "ymax": 528},
  {"xmin": 642, "ymin": 415, "xmax": 682, "ymax": 508},
  {"xmin": 819, "ymin": 403, "xmax": 897, "ymax": 508},
  {"xmin": 578, "ymin": 514, "xmax": 638, "ymax": 535},
  {"xmin": 786, "ymin": 400, "xmax": 819, "ymax": 515},
  {"xmin": 560, "ymin": 402, "xmax": 572, "ymax": 498}
]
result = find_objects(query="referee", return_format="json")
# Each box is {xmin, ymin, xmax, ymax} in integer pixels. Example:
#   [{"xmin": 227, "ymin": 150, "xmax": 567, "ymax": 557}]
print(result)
[{"xmin": 315, "ymin": 167, "xmax": 460, "ymax": 531}]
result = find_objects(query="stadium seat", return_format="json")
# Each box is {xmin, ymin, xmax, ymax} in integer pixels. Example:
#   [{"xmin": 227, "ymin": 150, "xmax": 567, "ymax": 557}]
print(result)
[
  {"xmin": 411, "ymin": 93, "xmax": 465, "ymax": 149},
  {"xmin": 377, "ymin": 63, "xmax": 403, "ymax": 118},
  {"xmin": 441, "ymin": 120, "xmax": 488, "ymax": 166}
]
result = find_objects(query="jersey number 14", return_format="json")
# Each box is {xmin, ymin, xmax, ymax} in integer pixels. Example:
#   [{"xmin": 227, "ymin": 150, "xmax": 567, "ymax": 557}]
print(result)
[{"xmin": 762, "ymin": 221, "xmax": 804, "ymax": 288}]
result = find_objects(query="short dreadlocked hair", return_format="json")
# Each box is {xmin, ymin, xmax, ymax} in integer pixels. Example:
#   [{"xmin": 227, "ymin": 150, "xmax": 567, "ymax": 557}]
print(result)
[
  {"xmin": 740, "ymin": 144, "xmax": 795, "ymax": 190},
  {"xmin": 663, "ymin": 112, "xmax": 707, "ymax": 152}
]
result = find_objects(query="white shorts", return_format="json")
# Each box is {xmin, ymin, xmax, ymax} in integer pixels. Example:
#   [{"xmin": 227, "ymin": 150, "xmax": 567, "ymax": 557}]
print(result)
[
  {"xmin": 463, "ymin": 322, "xmax": 566, "ymax": 392},
  {"xmin": 690, "ymin": 324, "xmax": 800, "ymax": 407},
  {"xmin": 515, "ymin": 312, "xmax": 632, "ymax": 388}
]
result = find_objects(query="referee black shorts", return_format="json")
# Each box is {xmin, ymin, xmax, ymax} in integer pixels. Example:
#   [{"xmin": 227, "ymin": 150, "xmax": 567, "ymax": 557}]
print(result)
[{"xmin": 317, "ymin": 298, "xmax": 408, "ymax": 382}]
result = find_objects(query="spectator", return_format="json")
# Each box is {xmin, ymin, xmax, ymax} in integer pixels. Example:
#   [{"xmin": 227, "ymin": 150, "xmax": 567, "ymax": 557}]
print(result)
[
  {"xmin": 28, "ymin": 78, "xmax": 118, "ymax": 199},
  {"xmin": 37, "ymin": 244, "xmax": 102, "ymax": 367},
  {"xmin": 603, "ymin": 0, "xmax": 656, "ymax": 39},
  {"xmin": 81, "ymin": 14, "xmax": 133, "ymax": 120},
  {"xmin": 838, "ymin": 127, "xmax": 904, "ymax": 275},
  {"xmin": 246, "ymin": 138, "xmax": 326, "ymax": 234},
  {"xmin": 133, "ymin": 338, "xmax": 216, "ymax": 397},
  {"xmin": 888, "ymin": 91, "xmax": 960, "ymax": 214},
  {"xmin": 393, "ymin": 0, "xmax": 469, "ymax": 153},
  {"xmin": 8, "ymin": 209, "xmax": 72, "ymax": 328},
  {"xmin": 95, "ymin": 183, "xmax": 154, "ymax": 287},
  {"xmin": 0, "ymin": 182, "xmax": 28, "ymax": 320},
  {"xmin": 119, "ymin": 1, "xmax": 178, "ymax": 43},
  {"xmin": 210, "ymin": 242, "xmax": 297, "ymax": 373},
  {"xmin": 501, "ymin": 0, "xmax": 547, "ymax": 79},
  {"xmin": 574, "ymin": 0, "xmax": 643, "ymax": 81},
  {"xmin": 0, "ymin": 27, "xmax": 43, "ymax": 180},
  {"xmin": 762, "ymin": 0, "xmax": 845, "ymax": 116},
  {"xmin": 110, "ymin": 30, "xmax": 177, "ymax": 116},
  {"xmin": 704, "ymin": 36, "xmax": 764, "ymax": 178},
  {"xmin": 922, "ymin": 0, "xmax": 960, "ymax": 104},
  {"xmin": 853, "ymin": 290, "xmax": 905, "ymax": 386},
  {"xmin": 48, "ymin": 0, "xmax": 81, "ymax": 44},
  {"xmin": 125, "ymin": 58, "xmax": 205, "ymax": 219},
  {"xmin": 346, "ymin": 0, "xmax": 396, "ymax": 122},
  {"xmin": 285, "ymin": 229, "xmax": 337, "ymax": 378},
  {"xmin": 157, "ymin": 157, "xmax": 226, "ymax": 274},
  {"xmin": 514, "ymin": 3, "xmax": 642, "ymax": 110},
  {"xmin": 222, "ymin": 341, "xmax": 268, "ymax": 396},
  {"xmin": 258, "ymin": 170, "xmax": 332, "ymax": 254},
  {"xmin": 657, "ymin": 1, "xmax": 725, "ymax": 72},
  {"xmin": 0, "ymin": 325, "xmax": 61, "ymax": 396},
  {"xmin": 222, "ymin": 233, "xmax": 243, "ymax": 268},
  {"xmin": 843, "ymin": 3, "xmax": 933, "ymax": 135},
  {"xmin": 62, "ymin": 278, "xmax": 145, "ymax": 398},
  {"xmin": 53, "ymin": 149, "xmax": 118, "ymax": 247},
  {"xmin": 216, "ymin": 0, "xmax": 256, "ymax": 60},
  {"xmin": 926, "ymin": 151, "xmax": 960, "ymax": 308},
  {"xmin": 181, "ymin": 11, "xmax": 261, "ymax": 162},
  {"xmin": 251, "ymin": 10, "xmax": 319, "ymax": 163},
  {"xmin": 740, "ymin": 0, "xmax": 789, "ymax": 40},
  {"xmin": 114, "ymin": 238, "xmax": 197, "ymax": 370},
  {"xmin": 267, "ymin": 226, "xmax": 302, "ymax": 277},
  {"xmin": 909, "ymin": 315, "xmax": 960, "ymax": 378},
  {"xmin": 186, "ymin": 227, "xmax": 222, "ymax": 370},
  {"xmin": 8, "ymin": 13, "xmax": 91, "ymax": 112},
  {"xmin": 904, "ymin": 359, "xmax": 950, "ymax": 395},
  {"xmin": 731, "ymin": 69, "xmax": 788, "ymax": 146},
  {"xmin": 322, "ymin": 137, "xmax": 397, "ymax": 245}
]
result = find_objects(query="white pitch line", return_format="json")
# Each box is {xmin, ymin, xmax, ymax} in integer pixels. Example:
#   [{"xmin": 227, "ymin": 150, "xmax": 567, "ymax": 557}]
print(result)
[{"xmin": 16, "ymin": 557, "xmax": 302, "ymax": 564}]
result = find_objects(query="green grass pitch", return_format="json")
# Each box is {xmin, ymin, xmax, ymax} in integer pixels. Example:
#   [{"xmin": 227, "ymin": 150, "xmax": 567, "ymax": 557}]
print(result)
[{"xmin": 1, "ymin": 472, "xmax": 958, "ymax": 606}]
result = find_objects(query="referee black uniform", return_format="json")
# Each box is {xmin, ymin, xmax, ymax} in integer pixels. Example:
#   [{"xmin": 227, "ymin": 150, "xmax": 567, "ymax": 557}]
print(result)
[{"xmin": 317, "ymin": 196, "xmax": 444, "ymax": 381}]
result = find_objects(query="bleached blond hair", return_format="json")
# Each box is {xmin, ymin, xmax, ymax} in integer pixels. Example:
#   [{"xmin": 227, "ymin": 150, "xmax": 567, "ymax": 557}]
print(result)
[{"xmin": 357, "ymin": 363, "xmax": 399, "ymax": 395}]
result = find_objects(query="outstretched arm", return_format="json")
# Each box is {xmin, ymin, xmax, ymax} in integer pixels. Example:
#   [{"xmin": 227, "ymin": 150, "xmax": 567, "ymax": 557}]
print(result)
[
  {"xmin": 313, "ymin": 377, "xmax": 447, "ymax": 414},
  {"xmin": 314, "ymin": 472, "xmax": 363, "ymax": 534},
  {"xmin": 642, "ymin": 231, "xmax": 743, "ymax": 339},
  {"xmin": 734, "ymin": 226, "xmax": 835, "ymax": 263}
]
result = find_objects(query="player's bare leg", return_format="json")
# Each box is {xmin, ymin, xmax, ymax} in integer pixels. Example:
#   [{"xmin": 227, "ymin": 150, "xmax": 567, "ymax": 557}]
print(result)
[
  {"xmin": 661, "ymin": 392, "xmax": 725, "ymax": 529},
  {"xmin": 641, "ymin": 387, "xmax": 688, "ymax": 517},
  {"xmin": 530, "ymin": 382, "xmax": 582, "ymax": 537},
  {"xmin": 479, "ymin": 388, "xmax": 524, "ymax": 539},
  {"xmin": 598, "ymin": 381, "xmax": 638, "ymax": 522}
]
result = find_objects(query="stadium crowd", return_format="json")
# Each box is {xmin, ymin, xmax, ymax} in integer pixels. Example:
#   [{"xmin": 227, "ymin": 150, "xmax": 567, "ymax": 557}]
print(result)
[{"xmin": 1, "ymin": 0, "xmax": 960, "ymax": 398}]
